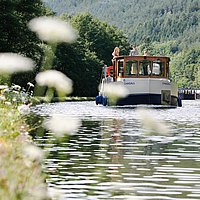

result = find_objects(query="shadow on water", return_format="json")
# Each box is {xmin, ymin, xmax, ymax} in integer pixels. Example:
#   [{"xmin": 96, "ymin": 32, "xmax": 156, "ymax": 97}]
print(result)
[{"xmin": 28, "ymin": 100, "xmax": 200, "ymax": 200}]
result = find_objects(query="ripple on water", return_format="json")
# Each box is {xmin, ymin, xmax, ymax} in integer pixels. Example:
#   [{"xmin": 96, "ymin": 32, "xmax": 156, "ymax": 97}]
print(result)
[{"xmin": 31, "ymin": 100, "xmax": 200, "ymax": 199}]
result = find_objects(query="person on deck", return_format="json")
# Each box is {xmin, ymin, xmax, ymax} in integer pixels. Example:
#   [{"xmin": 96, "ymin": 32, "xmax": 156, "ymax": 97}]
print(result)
[
  {"xmin": 129, "ymin": 45, "xmax": 139, "ymax": 56},
  {"xmin": 143, "ymin": 50, "xmax": 149, "ymax": 56},
  {"xmin": 112, "ymin": 47, "xmax": 120, "ymax": 58}
]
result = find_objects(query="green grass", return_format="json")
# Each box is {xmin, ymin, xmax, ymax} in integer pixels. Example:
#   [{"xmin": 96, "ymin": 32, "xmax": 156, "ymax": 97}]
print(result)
[
  {"xmin": 32, "ymin": 96, "xmax": 95, "ymax": 104},
  {"xmin": 0, "ymin": 102, "xmax": 50, "ymax": 200}
]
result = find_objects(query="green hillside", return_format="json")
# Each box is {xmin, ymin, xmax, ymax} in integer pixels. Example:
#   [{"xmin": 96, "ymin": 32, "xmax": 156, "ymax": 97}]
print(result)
[
  {"xmin": 43, "ymin": 0, "xmax": 200, "ymax": 48},
  {"xmin": 1, "ymin": 1, "xmax": 199, "ymax": 94},
  {"xmin": 43, "ymin": 0, "xmax": 200, "ymax": 88}
]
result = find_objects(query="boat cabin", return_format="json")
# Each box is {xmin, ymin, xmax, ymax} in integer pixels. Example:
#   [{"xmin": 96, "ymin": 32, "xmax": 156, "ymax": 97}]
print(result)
[
  {"xmin": 96, "ymin": 55, "xmax": 181, "ymax": 107},
  {"xmin": 110, "ymin": 55, "xmax": 170, "ymax": 80}
]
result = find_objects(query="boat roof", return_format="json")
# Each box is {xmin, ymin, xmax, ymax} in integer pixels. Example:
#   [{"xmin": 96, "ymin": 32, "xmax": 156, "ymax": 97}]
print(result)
[{"xmin": 114, "ymin": 55, "xmax": 170, "ymax": 61}]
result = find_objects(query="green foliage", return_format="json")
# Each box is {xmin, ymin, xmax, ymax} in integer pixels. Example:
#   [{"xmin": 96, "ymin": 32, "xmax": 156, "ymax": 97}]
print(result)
[
  {"xmin": 1, "ymin": 0, "xmax": 200, "ymax": 94},
  {"xmin": 0, "ymin": 0, "xmax": 53, "ymax": 87},
  {"xmin": 43, "ymin": 0, "xmax": 200, "ymax": 48},
  {"xmin": 43, "ymin": 0, "xmax": 200, "ymax": 89},
  {"xmin": 0, "ymin": 102, "xmax": 48, "ymax": 200},
  {"xmin": 55, "ymin": 13, "xmax": 130, "ymax": 96},
  {"xmin": 68, "ymin": 12, "xmax": 130, "ymax": 64},
  {"xmin": 54, "ymin": 41, "xmax": 102, "ymax": 97},
  {"xmin": 170, "ymin": 46, "xmax": 200, "ymax": 88}
]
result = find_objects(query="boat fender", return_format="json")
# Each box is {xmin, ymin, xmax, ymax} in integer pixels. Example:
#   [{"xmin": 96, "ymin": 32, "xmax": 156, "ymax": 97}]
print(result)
[
  {"xmin": 95, "ymin": 95, "xmax": 103, "ymax": 105},
  {"xmin": 102, "ymin": 96, "xmax": 108, "ymax": 106},
  {"xmin": 177, "ymin": 96, "xmax": 182, "ymax": 107}
]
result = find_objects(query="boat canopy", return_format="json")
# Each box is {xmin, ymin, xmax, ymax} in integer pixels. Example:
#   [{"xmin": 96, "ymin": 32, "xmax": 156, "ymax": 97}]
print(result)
[{"xmin": 111, "ymin": 55, "xmax": 170, "ymax": 79}]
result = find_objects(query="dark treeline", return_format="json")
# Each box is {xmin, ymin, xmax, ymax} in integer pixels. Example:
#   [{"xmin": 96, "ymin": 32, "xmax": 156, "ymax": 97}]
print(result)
[
  {"xmin": 0, "ymin": 0, "xmax": 200, "ymax": 97},
  {"xmin": 0, "ymin": 1, "xmax": 129, "ymax": 96},
  {"xmin": 0, "ymin": 0, "xmax": 52, "ymax": 88},
  {"xmin": 54, "ymin": 13, "xmax": 129, "ymax": 96},
  {"xmin": 43, "ymin": 0, "xmax": 200, "ymax": 49}
]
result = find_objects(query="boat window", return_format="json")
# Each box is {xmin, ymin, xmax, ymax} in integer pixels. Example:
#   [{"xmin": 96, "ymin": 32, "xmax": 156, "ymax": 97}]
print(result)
[
  {"xmin": 125, "ymin": 60, "xmax": 138, "ymax": 76},
  {"xmin": 152, "ymin": 60, "xmax": 165, "ymax": 77},
  {"xmin": 118, "ymin": 60, "xmax": 124, "ymax": 77},
  {"xmin": 139, "ymin": 60, "xmax": 151, "ymax": 76}
]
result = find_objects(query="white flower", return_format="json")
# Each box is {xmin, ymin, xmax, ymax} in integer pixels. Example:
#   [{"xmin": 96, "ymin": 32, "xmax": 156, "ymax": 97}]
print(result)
[
  {"xmin": 12, "ymin": 84, "xmax": 21, "ymax": 90},
  {"xmin": 0, "ymin": 53, "xmax": 35, "ymax": 74},
  {"xmin": 18, "ymin": 104, "xmax": 30, "ymax": 115},
  {"xmin": 23, "ymin": 144, "xmax": 44, "ymax": 162},
  {"xmin": 5, "ymin": 101, "xmax": 11, "ymax": 105},
  {"xmin": 101, "ymin": 82, "xmax": 128, "ymax": 102},
  {"xmin": 27, "ymin": 82, "xmax": 34, "ymax": 87},
  {"xmin": 0, "ymin": 85, "xmax": 8, "ymax": 90},
  {"xmin": 48, "ymin": 187, "xmax": 63, "ymax": 199},
  {"xmin": 136, "ymin": 108, "xmax": 171, "ymax": 136},
  {"xmin": 0, "ymin": 96, "xmax": 6, "ymax": 101},
  {"xmin": 35, "ymin": 70, "xmax": 73, "ymax": 96},
  {"xmin": 43, "ymin": 114, "xmax": 81, "ymax": 137},
  {"xmin": 28, "ymin": 16, "xmax": 78, "ymax": 43}
]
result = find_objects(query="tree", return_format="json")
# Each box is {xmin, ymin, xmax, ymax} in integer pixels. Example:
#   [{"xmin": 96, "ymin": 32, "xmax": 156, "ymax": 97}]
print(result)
[
  {"xmin": 170, "ymin": 46, "xmax": 200, "ymax": 88},
  {"xmin": 69, "ymin": 12, "xmax": 130, "ymax": 65},
  {"xmin": 0, "ymin": 0, "xmax": 53, "ymax": 86},
  {"xmin": 54, "ymin": 13, "xmax": 130, "ymax": 97}
]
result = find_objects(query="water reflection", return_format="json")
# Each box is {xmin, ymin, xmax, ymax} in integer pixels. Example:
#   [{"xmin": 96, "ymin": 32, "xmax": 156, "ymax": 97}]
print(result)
[{"xmin": 31, "ymin": 100, "xmax": 200, "ymax": 200}]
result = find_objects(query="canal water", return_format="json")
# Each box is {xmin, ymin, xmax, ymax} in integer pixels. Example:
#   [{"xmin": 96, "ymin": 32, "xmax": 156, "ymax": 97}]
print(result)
[{"xmin": 31, "ymin": 100, "xmax": 200, "ymax": 200}]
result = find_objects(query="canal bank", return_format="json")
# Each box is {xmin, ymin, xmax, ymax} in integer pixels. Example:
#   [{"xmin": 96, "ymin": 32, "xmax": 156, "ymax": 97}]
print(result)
[
  {"xmin": 0, "ymin": 102, "xmax": 50, "ymax": 200},
  {"xmin": 31, "ymin": 96, "xmax": 95, "ymax": 105}
]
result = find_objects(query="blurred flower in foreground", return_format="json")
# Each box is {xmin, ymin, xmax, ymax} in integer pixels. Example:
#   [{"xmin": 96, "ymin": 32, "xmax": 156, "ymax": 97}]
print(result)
[
  {"xmin": 43, "ymin": 114, "xmax": 81, "ymax": 137},
  {"xmin": 12, "ymin": 84, "xmax": 21, "ymax": 91},
  {"xmin": 48, "ymin": 187, "xmax": 63, "ymax": 199},
  {"xmin": 35, "ymin": 70, "xmax": 73, "ymax": 96},
  {"xmin": 0, "ymin": 53, "xmax": 35, "ymax": 74},
  {"xmin": 0, "ymin": 96, "xmax": 6, "ymax": 101},
  {"xmin": 136, "ymin": 108, "xmax": 171, "ymax": 136},
  {"xmin": 23, "ymin": 144, "xmax": 44, "ymax": 162},
  {"xmin": 0, "ymin": 85, "xmax": 8, "ymax": 90},
  {"xmin": 27, "ymin": 82, "xmax": 34, "ymax": 88},
  {"xmin": 28, "ymin": 16, "xmax": 78, "ymax": 43},
  {"xmin": 100, "ymin": 82, "xmax": 128, "ymax": 104},
  {"xmin": 18, "ymin": 104, "xmax": 30, "ymax": 115}
]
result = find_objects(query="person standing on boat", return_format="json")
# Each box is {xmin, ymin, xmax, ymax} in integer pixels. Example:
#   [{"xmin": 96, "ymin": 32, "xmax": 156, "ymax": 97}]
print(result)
[
  {"xmin": 103, "ymin": 64, "xmax": 107, "ymax": 78},
  {"xmin": 112, "ymin": 47, "xmax": 120, "ymax": 58},
  {"xmin": 129, "ymin": 45, "xmax": 139, "ymax": 56},
  {"xmin": 143, "ymin": 50, "xmax": 149, "ymax": 56}
]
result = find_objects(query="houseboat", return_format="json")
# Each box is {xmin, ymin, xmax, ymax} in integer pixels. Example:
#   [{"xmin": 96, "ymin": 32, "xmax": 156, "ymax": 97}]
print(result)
[{"xmin": 96, "ymin": 55, "xmax": 182, "ymax": 107}]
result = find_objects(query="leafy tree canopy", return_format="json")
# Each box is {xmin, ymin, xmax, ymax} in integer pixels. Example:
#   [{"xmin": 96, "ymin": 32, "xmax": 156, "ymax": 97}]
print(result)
[
  {"xmin": 0, "ymin": 0, "xmax": 53, "ymax": 86},
  {"xmin": 54, "ymin": 13, "xmax": 130, "ymax": 96}
]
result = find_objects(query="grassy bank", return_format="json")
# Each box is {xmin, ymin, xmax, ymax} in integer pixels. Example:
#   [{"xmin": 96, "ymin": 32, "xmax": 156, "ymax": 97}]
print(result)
[
  {"xmin": 0, "ymin": 102, "xmax": 49, "ymax": 200},
  {"xmin": 32, "ymin": 96, "xmax": 95, "ymax": 105}
]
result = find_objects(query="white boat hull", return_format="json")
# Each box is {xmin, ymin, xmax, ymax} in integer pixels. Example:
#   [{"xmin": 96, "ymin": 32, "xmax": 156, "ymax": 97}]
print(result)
[{"xmin": 115, "ymin": 78, "xmax": 178, "ymax": 106}]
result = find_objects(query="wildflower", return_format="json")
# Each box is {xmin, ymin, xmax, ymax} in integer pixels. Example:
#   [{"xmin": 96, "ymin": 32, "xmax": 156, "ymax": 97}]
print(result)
[
  {"xmin": 0, "ymin": 53, "xmax": 35, "ymax": 74},
  {"xmin": 0, "ymin": 85, "xmax": 8, "ymax": 90},
  {"xmin": 27, "ymin": 82, "xmax": 34, "ymax": 87},
  {"xmin": 48, "ymin": 187, "xmax": 63, "ymax": 199},
  {"xmin": 4, "ymin": 101, "xmax": 11, "ymax": 106},
  {"xmin": 0, "ymin": 96, "xmax": 6, "ymax": 101},
  {"xmin": 23, "ymin": 144, "xmax": 44, "ymax": 162},
  {"xmin": 136, "ymin": 108, "xmax": 171, "ymax": 136},
  {"xmin": 28, "ymin": 16, "xmax": 78, "ymax": 43},
  {"xmin": 100, "ymin": 82, "xmax": 128, "ymax": 104},
  {"xmin": 18, "ymin": 104, "xmax": 30, "ymax": 115},
  {"xmin": 43, "ymin": 114, "xmax": 81, "ymax": 137},
  {"xmin": 12, "ymin": 84, "xmax": 21, "ymax": 91},
  {"xmin": 35, "ymin": 70, "xmax": 73, "ymax": 96}
]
